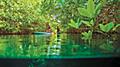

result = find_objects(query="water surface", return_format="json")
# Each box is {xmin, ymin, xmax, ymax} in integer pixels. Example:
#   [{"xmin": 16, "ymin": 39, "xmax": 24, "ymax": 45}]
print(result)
[{"xmin": 0, "ymin": 34, "xmax": 120, "ymax": 59}]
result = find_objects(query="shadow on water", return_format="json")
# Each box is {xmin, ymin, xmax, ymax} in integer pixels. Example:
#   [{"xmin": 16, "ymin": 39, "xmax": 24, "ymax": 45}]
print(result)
[{"xmin": 0, "ymin": 34, "xmax": 120, "ymax": 67}]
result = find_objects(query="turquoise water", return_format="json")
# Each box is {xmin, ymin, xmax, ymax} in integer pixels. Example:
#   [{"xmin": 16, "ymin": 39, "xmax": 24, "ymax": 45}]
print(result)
[{"xmin": 0, "ymin": 34, "xmax": 120, "ymax": 59}]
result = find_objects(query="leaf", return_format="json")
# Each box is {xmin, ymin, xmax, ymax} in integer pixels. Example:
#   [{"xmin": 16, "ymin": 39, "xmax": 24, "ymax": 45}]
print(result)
[
  {"xmin": 95, "ymin": 3, "xmax": 102, "ymax": 15},
  {"xmin": 112, "ymin": 24, "xmax": 120, "ymax": 31},
  {"xmin": 88, "ymin": 30, "xmax": 92, "ymax": 39},
  {"xmin": 68, "ymin": 19, "xmax": 78, "ymax": 29},
  {"xmin": 99, "ymin": 24, "xmax": 106, "ymax": 32},
  {"xmin": 61, "ymin": 0, "xmax": 65, "ymax": 3},
  {"xmin": 0, "ymin": 24, "xmax": 6, "ymax": 28},
  {"xmin": 81, "ymin": 31, "xmax": 92, "ymax": 40},
  {"xmin": 105, "ymin": 22, "xmax": 114, "ymax": 32},
  {"xmin": 100, "ymin": 0, "xmax": 107, "ymax": 5},
  {"xmin": 69, "ymin": 19, "xmax": 82, "ymax": 29},
  {"xmin": 58, "ymin": 0, "xmax": 65, "ymax": 6},
  {"xmin": 99, "ymin": 22, "xmax": 114, "ymax": 32},
  {"xmin": 90, "ymin": 20, "xmax": 94, "ymax": 26},
  {"xmin": 81, "ymin": 32, "xmax": 88, "ymax": 40},
  {"xmin": 81, "ymin": 20, "xmax": 91, "ymax": 27},
  {"xmin": 87, "ymin": 0, "xmax": 95, "ymax": 18},
  {"xmin": 77, "ymin": 18, "xmax": 80, "ymax": 24},
  {"xmin": 78, "ymin": 8, "xmax": 90, "ymax": 17},
  {"xmin": 0, "ymin": 21, "xmax": 6, "ymax": 28},
  {"xmin": 77, "ymin": 18, "xmax": 82, "ymax": 27},
  {"xmin": 115, "ymin": 24, "xmax": 120, "ymax": 28},
  {"xmin": 82, "ymin": 32, "xmax": 88, "ymax": 36},
  {"xmin": 78, "ymin": 22, "xmax": 82, "ymax": 28}
]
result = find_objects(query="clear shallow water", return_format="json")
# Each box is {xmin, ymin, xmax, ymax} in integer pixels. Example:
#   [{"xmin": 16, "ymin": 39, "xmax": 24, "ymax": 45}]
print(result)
[{"xmin": 0, "ymin": 34, "xmax": 120, "ymax": 59}]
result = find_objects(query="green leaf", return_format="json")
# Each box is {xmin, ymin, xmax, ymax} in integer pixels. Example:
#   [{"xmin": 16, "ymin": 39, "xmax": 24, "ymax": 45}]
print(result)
[
  {"xmin": 100, "ymin": 0, "xmax": 107, "ymax": 5},
  {"xmin": 99, "ymin": 22, "xmax": 115, "ymax": 32},
  {"xmin": 77, "ymin": 18, "xmax": 82, "ymax": 27},
  {"xmin": 90, "ymin": 20, "xmax": 94, "ymax": 26},
  {"xmin": 115, "ymin": 24, "xmax": 120, "ymax": 28},
  {"xmin": 0, "ymin": 24, "xmax": 6, "ymax": 28},
  {"xmin": 82, "ymin": 32, "xmax": 88, "ymax": 36},
  {"xmin": 77, "ymin": 18, "xmax": 80, "ymax": 24},
  {"xmin": 81, "ymin": 20, "xmax": 90, "ymax": 27},
  {"xmin": 69, "ymin": 19, "xmax": 78, "ymax": 29},
  {"xmin": 78, "ymin": 0, "xmax": 96, "ymax": 18},
  {"xmin": 99, "ymin": 24, "xmax": 105, "ymax": 32},
  {"xmin": 105, "ymin": 22, "xmax": 114, "ymax": 32},
  {"xmin": 58, "ymin": 0, "xmax": 65, "ymax": 6},
  {"xmin": 87, "ymin": 0, "xmax": 95, "ymax": 18},
  {"xmin": 69, "ymin": 19, "xmax": 82, "ymax": 29},
  {"xmin": 112, "ymin": 24, "xmax": 120, "ymax": 31},
  {"xmin": 81, "ymin": 31, "xmax": 92, "ymax": 40},
  {"xmin": 0, "ymin": 21, "xmax": 6, "ymax": 28},
  {"xmin": 78, "ymin": 8, "xmax": 90, "ymax": 17},
  {"xmin": 95, "ymin": 3, "xmax": 102, "ymax": 15}
]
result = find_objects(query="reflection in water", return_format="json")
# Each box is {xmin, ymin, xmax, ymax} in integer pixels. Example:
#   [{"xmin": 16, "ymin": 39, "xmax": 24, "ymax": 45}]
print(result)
[
  {"xmin": 47, "ymin": 34, "xmax": 61, "ymax": 56},
  {"xmin": 21, "ymin": 35, "xmax": 31, "ymax": 55},
  {"xmin": 0, "ymin": 34, "xmax": 120, "ymax": 58}
]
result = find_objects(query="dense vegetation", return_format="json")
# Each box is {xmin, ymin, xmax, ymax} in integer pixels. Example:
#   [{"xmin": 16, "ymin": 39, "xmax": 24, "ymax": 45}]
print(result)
[{"xmin": 0, "ymin": 0, "xmax": 120, "ymax": 36}]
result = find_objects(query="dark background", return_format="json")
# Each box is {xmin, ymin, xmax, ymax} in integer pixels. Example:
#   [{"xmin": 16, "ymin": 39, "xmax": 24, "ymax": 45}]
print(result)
[{"xmin": 0, "ymin": 58, "xmax": 120, "ymax": 67}]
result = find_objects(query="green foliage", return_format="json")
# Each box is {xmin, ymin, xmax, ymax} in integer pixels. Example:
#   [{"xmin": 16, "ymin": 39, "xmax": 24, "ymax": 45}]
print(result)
[
  {"xmin": 81, "ymin": 31, "xmax": 92, "ymax": 40},
  {"xmin": 78, "ymin": 0, "xmax": 102, "ymax": 18},
  {"xmin": 99, "ymin": 22, "xmax": 115, "ymax": 32},
  {"xmin": 78, "ymin": 0, "xmax": 102, "ymax": 40},
  {"xmin": 58, "ymin": 0, "xmax": 65, "ymax": 7},
  {"xmin": 112, "ymin": 24, "xmax": 120, "ymax": 31},
  {"xmin": 87, "ymin": 0, "xmax": 95, "ymax": 18},
  {"xmin": 0, "ymin": 0, "xmax": 119, "ymax": 34},
  {"xmin": 99, "ymin": 21, "xmax": 120, "ymax": 33},
  {"xmin": 68, "ymin": 19, "xmax": 82, "ymax": 29},
  {"xmin": 0, "ymin": 21, "xmax": 6, "ymax": 28},
  {"xmin": 80, "ymin": 19, "xmax": 94, "ymax": 40},
  {"xmin": 0, "ymin": 0, "xmax": 45, "ymax": 32},
  {"xmin": 81, "ymin": 19, "xmax": 94, "ymax": 27},
  {"xmin": 99, "ymin": 41, "xmax": 114, "ymax": 52},
  {"xmin": 49, "ymin": 22, "xmax": 58, "ymax": 33},
  {"xmin": 40, "ymin": 0, "xmax": 88, "ymax": 30},
  {"xmin": 95, "ymin": 3, "xmax": 102, "ymax": 16}
]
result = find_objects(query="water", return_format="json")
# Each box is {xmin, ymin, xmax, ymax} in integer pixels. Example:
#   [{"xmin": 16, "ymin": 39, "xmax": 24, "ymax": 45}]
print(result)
[{"xmin": 0, "ymin": 34, "xmax": 120, "ymax": 67}]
